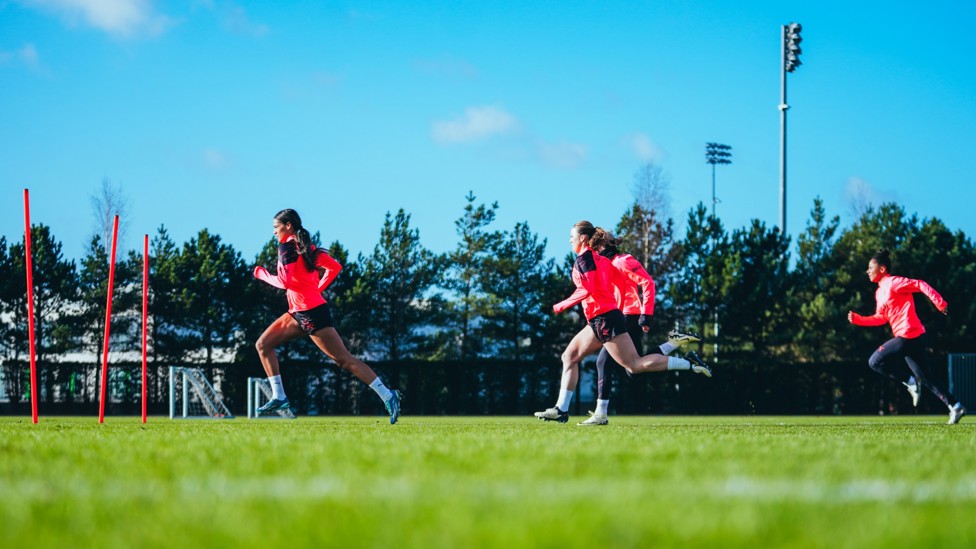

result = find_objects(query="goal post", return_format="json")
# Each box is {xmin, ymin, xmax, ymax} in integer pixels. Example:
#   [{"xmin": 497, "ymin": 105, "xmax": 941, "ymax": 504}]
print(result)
[
  {"xmin": 247, "ymin": 377, "xmax": 296, "ymax": 419},
  {"xmin": 168, "ymin": 366, "xmax": 234, "ymax": 419}
]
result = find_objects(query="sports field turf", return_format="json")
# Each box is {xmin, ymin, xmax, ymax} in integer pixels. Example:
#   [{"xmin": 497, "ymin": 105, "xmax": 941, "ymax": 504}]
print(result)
[{"xmin": 2, "ymin": 415, "xmax": 974, "ymax": 548}]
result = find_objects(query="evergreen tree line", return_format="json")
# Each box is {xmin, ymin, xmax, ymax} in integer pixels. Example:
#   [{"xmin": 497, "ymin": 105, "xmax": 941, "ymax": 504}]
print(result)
[{"xmin": 1, "ymin": 181, "xmax": 974, "ymax": 415}]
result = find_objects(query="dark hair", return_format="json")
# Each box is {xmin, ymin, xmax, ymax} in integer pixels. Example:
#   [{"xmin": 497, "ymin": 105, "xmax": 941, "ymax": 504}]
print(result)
[
  {"xmin": 572, "ymin": 220, "xmax": 596, "ymax": 242},
  {"xmin": 872, "ymin": 248, "xmax": 892, "ymax": 271},
  {"xmin": 274, "ymin": 208, "xmax": 316, "ymax": 271},
  {"xmin": 591, "ymin": 227, "xmax": 620, "ymax": 258}
]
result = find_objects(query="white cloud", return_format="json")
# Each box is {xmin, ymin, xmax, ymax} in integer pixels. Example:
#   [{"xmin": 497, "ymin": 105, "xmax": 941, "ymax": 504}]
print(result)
[
  {"xmin": 431, "ymin": 106, "xmax": 520, "ymax": 144},
  {"xmin": 0, "ymin": 44, "xmax": 41, "ymax": 70},
  {"xmin": 202, "ymin": 148, "xmax": 229, "ymax": 171},
  {"xmin": 20, "ymin": 0, "xmax": 174, "ymax": 38},
  {"xmin": 537, "ymin": 141, "xmax": 587, "ymax": 169},
  {"xmin": 200, "ymin": 0, "xmax": 268, "ymax": 37},
  {"xmin": 414, "ymin": 55, "xmax": 478, "ymax": 80},
  {"xmin": 845, "ymin": 176, "xmax": 898, "ymax": 216},
  {"xmin": 626, "ymin": 132, "xmax": 664, "ymax": 162}
]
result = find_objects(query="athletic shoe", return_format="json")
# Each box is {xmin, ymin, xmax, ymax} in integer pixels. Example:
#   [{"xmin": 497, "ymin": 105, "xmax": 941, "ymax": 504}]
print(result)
[
  {"xmin": 534, "ymin": 407, "xmax": 569, "ymax": 423},
  {"xmin": 948, "ymin": 402, "xmax": 967, "ymax": 425},
  {"xmin": 257, "ymin": 398, "xmax": 290, "ymax": 414},
  {"xmin": 668, "ymin": 329, "xmax": 702, "ymax": 347},
  {"xmin": 685, "ymin": 351, "xmax": 712, "ymax": 378},
  {"xmin": 578, "ymin": 411, "xmax": 609, "ymax": 426},
  {"xmin": 385, "ymin": 390, "xmax": 402, "ymax": 424},
  {"xmin": 903, "ymin": 378, "xmax": 920, "ymax": 407}
]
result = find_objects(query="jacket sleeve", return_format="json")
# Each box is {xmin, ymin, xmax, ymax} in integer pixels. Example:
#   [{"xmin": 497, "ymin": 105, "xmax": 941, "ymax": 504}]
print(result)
[
  {"xmin": 253, "ymin": 266, "xmax": 286, "ymax": 290},
  {"xmin": 888, "ymin": 276, "xmax": 948, "ymax": 312},
  {"xmin": 619, "ymin": 256, "xmax": 655, "ymax": 316},
  {"xmin": 850, "ymin": 295, "xmax": 888, "ymax": 327},
  {"xmin": 553, "ymin": 287, "xmax": 588, "ymax": 314},
  {"xmin": 553, "ymin": 269, "xmax": 587, "ymax": 314},
  {"xmin": 315, "ymin": 250, "xmax": 343, "ymax": 292}
]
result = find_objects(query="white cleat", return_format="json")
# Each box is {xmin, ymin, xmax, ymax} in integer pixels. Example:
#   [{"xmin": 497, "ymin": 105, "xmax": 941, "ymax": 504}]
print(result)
[
  {"xmin": 534, "ymin": 407, "xmax": 569, "ymax": 423},
  {"xmin": 684, "ymin": 351, "xmax": 712, "ymax": 378},
  {"xmin": 948, "ymin": 403, "xmax": 967, "ymax": 425},
  {"xmin": 577, "ymin": 411, "xmax": 609, "ymax": 426},
  {"xmin": 903, "ymin": 378, "xmax": 920, "ymax": 407},
  {"xmin": 668, "ymin": 329, "xmax": 702, "ymax": 348}
]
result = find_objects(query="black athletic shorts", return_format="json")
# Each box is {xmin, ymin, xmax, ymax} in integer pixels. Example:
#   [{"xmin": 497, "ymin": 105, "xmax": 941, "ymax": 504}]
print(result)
[
  {"xmin": 588, "ymin": 309, "xmax": 628, "ymax": 344},
  {"xmin": 290, "ymin": 303, "xmax": 335, "ymax": 335}
]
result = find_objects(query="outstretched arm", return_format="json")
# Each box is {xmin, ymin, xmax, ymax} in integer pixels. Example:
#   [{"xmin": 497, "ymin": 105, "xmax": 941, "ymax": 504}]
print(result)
[
  {"xmin": 889, "ymin": 276, "xmax": 948, "ymax": 313},
  {"xmin": 553, "ymin": 287, "xmax": 588, "ymax": 314},
  {"xmin": 253, "ymin": 266, "xmax": 286, "ymax": 290}
]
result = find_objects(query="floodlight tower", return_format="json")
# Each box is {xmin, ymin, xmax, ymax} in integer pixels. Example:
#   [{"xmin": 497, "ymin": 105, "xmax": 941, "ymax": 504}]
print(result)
[
  {"xmin": 705, "ymin": 143, "xmax": 732, "ymax": 219},
  {"xmin": 704, "ymin": 143, "xmax": 731, "ymax": 364},
  {"xmin": 779, "ymin": 22, "xmax": 803, "ymax": 234}
]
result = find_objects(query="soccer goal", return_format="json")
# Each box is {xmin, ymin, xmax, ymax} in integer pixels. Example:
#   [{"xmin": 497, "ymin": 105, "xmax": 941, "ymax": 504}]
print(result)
[
  {"xmin": 168, "ymin": 366, "xmax": 234, "ymax": 419},
  {"xmin": 949, "ymin": 354, "xmax": 976, "ymax": 409},
  {"xmin": 246, "ymin": 377, "xmax": 296, "ymax": 419}
]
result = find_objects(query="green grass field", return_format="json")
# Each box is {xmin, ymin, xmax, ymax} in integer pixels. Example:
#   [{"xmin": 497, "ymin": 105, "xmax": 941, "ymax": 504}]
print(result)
[{"xmin": 2, "ymin": 415, "xmax": 975, "ymax": 548}]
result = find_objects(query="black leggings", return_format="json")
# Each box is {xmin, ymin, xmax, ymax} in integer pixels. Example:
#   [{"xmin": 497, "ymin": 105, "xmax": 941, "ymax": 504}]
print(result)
[
  {"xmin": 867, "ymin": 334, "xmax": 956, "ymax": 407},
  {"xmin": 595, "ymin": 315, "xmax": 643, "ymax": 401}
]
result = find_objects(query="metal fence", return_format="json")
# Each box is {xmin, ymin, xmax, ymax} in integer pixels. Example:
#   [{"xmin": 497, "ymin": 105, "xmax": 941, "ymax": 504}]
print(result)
[{"xmin": 949, "ymin": 354, "xmax": 976, "ymax": 409}]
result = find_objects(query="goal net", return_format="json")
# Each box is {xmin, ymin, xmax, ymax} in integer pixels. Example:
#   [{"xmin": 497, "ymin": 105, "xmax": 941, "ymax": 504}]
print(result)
[
  {"xmin": 168, "ymin": 366, "xmax": 234, "ymax": 419},
  {"xmin": 246, "ymin": 377, "xmax": 296, "ymax": 419}
]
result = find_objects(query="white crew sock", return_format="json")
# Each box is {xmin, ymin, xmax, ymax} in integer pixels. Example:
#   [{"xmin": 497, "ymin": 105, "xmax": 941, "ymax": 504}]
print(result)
[
  {"xmin": 667, "ymin": 356, "xmax": 691, "ymax": 371},
  {"xmin": 269, "ymin": 374, "xmax": 286, "ymax": 400},
  {"xmin": 659, "ymin": 341, "xmax": 678, "ymax": 355},
  {"xmin": 555, "ymin": 388, "xmax": 573, "ymax": 412},
  {"xmin": 595, "ymin": 399, "xmax": 610, "ymax": 415},
  {"xmin": 369, "ymin": 377, "xmax": 394, "ymax": 402}
]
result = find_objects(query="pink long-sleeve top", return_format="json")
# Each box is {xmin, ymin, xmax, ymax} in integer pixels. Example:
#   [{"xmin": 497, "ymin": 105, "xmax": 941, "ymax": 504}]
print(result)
[
  {"xmin": 253, "ymin": 236, "xmax": 342, "ymax": 313},
  {"xmin": 609, "ymin": 253, "xmax": 655, "ymax": 316},
  {"xmin": 552, "ymin": 247, "xmax": 626, "ymax": 320},
  {"xmin": 849, "ymin": 274, "xmax": 947, "ymax": 338}
]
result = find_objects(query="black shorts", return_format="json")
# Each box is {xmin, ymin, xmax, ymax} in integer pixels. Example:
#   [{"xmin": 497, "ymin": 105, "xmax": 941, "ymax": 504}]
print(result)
[
  {"xmin": 588, "ymin": 309, "xmax": 628, "ymax": 344},
  {"xmin": 290, "ymin": 303, "xmax": 335, "ymax": 335}
]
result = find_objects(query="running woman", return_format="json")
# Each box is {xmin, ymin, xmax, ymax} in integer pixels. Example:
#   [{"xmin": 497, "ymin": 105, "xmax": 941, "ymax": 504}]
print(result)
[
  {"xmin": 535, "ymin": 220, "xmax": 712, "ymax": 424},
  {"xmin": 577, "ymin": 228, "xmax": 701, "ymax": 426},
  {"xmin": 253, "ymin": 209, "xmax": 402, "ymax": 423},
  {"xmin": 848, "ymin": 248, "xmax": 965, "ymax": 424}
]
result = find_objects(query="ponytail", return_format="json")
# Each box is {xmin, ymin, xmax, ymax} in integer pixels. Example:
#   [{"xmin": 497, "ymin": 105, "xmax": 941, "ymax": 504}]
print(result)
[{"xmin": 274, "ymin": 208, "xmax": 317, "ymax": 271}]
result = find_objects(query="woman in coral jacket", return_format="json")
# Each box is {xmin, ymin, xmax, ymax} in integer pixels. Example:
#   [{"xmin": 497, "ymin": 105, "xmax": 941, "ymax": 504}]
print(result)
[
  {"xmin": 576, "ymin": 228, "xmax": 701, "ymax": 426},
  {"xmin": 252, "ymin": 208, "xmax": 402, "ymax": 424},
  {"xmin": 534, "ymin": 220, "xmax": 712, "ymax": 424},
  {"xmin": 848, "ymin": 248, "xmax": 965, "ymax": 424}
]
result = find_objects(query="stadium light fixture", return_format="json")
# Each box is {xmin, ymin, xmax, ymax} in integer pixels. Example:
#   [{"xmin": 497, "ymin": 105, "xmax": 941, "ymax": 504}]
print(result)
[{"xmin": 705, "ymin": 142, "xmax": 732, "ymax": 220}]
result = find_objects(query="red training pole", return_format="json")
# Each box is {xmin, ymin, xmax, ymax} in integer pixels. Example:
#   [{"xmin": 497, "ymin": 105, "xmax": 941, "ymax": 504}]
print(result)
[
  {"xmin": 23, "ymin": 189, "xmax": 38, "ymax": 424},
  {"xmin": 141, "ymin": 234, "xmax": 149, "ymax": 423},
  {"xmin": 98, "ymin": 215, "xmax": 120, "ymax": 424}
]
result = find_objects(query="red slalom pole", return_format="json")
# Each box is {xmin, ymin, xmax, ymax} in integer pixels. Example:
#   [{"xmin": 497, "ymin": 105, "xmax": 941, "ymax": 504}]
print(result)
[
  {"xmin": 98, "ymin": 215, "xmax": 120, "ymax": 424},
  {"xmin": 23, "ymin": 189, "xmax": 38, "ymax": 424},
  {"xmin": 141, "ymin": 234, "xmax": 149, "ymax": 423}
]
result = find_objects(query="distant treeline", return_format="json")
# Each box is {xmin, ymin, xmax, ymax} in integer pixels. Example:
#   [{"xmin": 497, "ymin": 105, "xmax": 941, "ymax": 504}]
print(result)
[{"xmin": 1, "ymin": 185, "xmax": 973, "ymax": 415}]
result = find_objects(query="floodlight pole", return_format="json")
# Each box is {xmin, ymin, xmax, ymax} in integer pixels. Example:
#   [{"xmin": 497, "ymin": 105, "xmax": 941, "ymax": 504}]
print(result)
[
  {"xmin": 779, "ymin": 22, "xmax": 802, "ymax": 235},
  {"xmin": 779, "ymin": 24, "xmax": 789, "ymax": 235}
]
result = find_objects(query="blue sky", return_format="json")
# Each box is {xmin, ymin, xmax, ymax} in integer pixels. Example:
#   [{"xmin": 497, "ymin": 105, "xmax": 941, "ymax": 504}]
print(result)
[{"xmin": 2, "ymin": 1, "xmax": 974, "ymax": 264}]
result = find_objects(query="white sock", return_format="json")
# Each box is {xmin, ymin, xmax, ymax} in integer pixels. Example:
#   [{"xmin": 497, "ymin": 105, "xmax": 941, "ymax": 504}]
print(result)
[
  {"xmin": 269, "ymin": 374, "xmax": 286, "ymax": 400},
  {"xmin": 369, "ymin": 377, "xmax": 394, "ymax": 402},
  {"xmin": 555, "ymin": 388, "xmax": 573, "ymax": 412},
  {"xmin": 596, "ymin": 399, "xmax": 610, "ymax": 415},
  {"xmin": 659, "ymin": 341, "xmax": 678, "ymax": 355},
  {"xmin": 667, "ymin": 357, "xmax": 690, "ymax": 371}
]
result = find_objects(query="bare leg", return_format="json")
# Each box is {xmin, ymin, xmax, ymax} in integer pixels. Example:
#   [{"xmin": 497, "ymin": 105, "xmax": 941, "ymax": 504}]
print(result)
[
  {"xmin": 255, "ymin": 313, "xmax": 305, "ymax": 377},
  {"xmin": 561, "ymin": 326, "xmax": 604, "ymax": 391},
  {"xmin": 309, "ymin": 327, "xmax": 379, "ymax": 385},
  {"xmin": 604, "ymin": 334, "xmax": 670, "ymax": 374}
]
